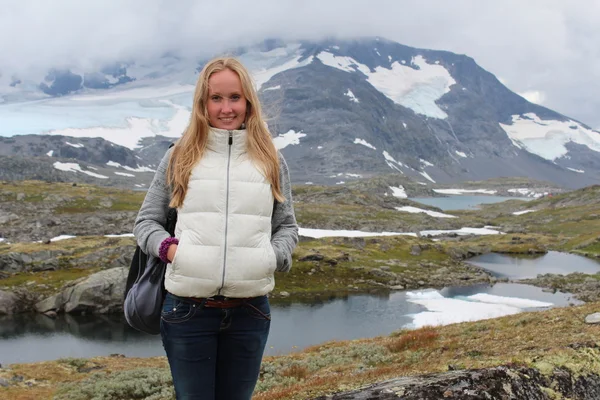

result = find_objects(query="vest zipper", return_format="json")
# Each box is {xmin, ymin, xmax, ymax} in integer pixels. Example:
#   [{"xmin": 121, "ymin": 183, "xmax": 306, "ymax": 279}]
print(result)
[{"xmin": 218, "ymin": 131, "xmax": 234, "ymax": 294}]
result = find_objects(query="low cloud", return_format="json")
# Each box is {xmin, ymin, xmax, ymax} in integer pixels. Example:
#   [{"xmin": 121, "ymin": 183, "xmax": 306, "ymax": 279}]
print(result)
[{"xmin": 1, "ymin": 0, "xmax": 599, "ymax": 126}]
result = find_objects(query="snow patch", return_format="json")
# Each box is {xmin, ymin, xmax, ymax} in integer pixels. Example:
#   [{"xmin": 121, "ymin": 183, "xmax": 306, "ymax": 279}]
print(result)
[
  {"xmin": 455, "ymin": 150, "xmax": 467, "ymax": 158},
  {"xmin": 433, "ymin": 189, "xmax": 498, "ymax": 195},
  {"xmin": 354, "ymin": 138, "xmax": 376, "ymax": 150},
  {"xmin": 105, "ymin": 233, "xmax": 135, "ymax": 238},
  {"xmin": 389, "ymin": 185, "xmax": 407, "ymax": 198},
  {"xmin": 499, "ymin": 113, "xmax": 600, "ymax": 160},
  {"xmin": 365, "ymin": 56, "xmax": 456, "ymax": 119},
  {"xmin": 53, "ymin": 162, "xmax": 109, "ymax": 179},
  {"xmin": 46, "ymin": 150, "xmax": 54, "ymax": 157},
  {"xmin": 50, "ymin": 235, "xmax": 76, "ymax": 242},
  {"xmin": 345, "ymin": 89, "xmax": 359, "ymax": 103},
  {"xmin": 405, "ymin": 290, "xmax": 551, "ymax": 328},
  {"xmin": 420, "ymin": 227, "xmax": 503, "ymax": 236},
  {"xmin": 248, "ymin": 45, "xmax": 314, "ymax": 90},
  {"xmin": 273, "ymin": 130, "xmax": 306, "ymax": 149},
  {"xmin": 507, "ymin": 188, "xmax": 547, "ymax": 198},
  {"xmin": 419, "ymin": 171, "xmax": 436, "ymax": 183},
  {"xmin": 316, "ymin": 53, "xmax": 455, "ymax": 119},
  {"xmin": 316, "ymin": 52, "xmax": 371, "ymax": 74},
  {"xmin": 420, "ymin": 159, "xmax": 434, "ymax": 167},
  {"xmin": 263, "ymin": 85, "xmax": 281, "ymax": 92},
  {"xmin": 299, "ymin": 228, "xmax": 416, "ymax": 239},
  {"xmin": 65, "ymin": 142, "xmax": 84, "ymax": 148},
  {"xmin": 115, "ymin": 172, "xmax": 135, "ymax": 177},
  {"xmin": 123, "ymin": 165, "xmax": 155, "ymax": 172},
  {"xmin": 567, "ymin": 167, "xmax": 584, "ymax": 173},
  {"xmin": 513, "ymin": 210, "xmax": 536, "ymax": 216},
  {"xmin": 396, "ymin": 206, "xmax": 457, "ymax": 218}
]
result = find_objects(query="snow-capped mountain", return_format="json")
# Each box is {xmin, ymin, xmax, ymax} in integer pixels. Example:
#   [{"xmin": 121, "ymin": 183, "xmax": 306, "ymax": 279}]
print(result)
[{"xmin": 1, "ymin": 37, "xmax": 599, "ymax": 188}]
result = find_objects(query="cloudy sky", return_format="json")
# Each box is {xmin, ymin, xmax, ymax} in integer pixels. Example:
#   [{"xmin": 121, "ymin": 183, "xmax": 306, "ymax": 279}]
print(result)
[{"xmin": 2, "ymin": 0, "xmax": 599, "ymax": 128}]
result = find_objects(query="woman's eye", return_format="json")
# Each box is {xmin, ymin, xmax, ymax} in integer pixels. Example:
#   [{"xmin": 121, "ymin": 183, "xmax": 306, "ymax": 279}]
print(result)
[
  {"xmin": 230, "ymin": 95, "xmax": 241, "ymax": 101},
  {"xmin": 211, "ymin": 95, "xmax": 221, "ymax": 102}
]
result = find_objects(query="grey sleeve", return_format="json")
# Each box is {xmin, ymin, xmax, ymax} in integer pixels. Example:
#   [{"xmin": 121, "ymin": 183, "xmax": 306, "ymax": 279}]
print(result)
[
  {"xmin": 133, "ymin": 149, "xmax": 173, "ymax": 258},
  {"xmin": 271, "ymin": 153, "xmax": 299, "ymax": 272}
]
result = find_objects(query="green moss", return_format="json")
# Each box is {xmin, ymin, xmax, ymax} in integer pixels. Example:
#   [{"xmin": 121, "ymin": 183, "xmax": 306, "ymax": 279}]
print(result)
[{"xmin": 0, "ymin": 268, "xmax": 102, "ymax": 294}]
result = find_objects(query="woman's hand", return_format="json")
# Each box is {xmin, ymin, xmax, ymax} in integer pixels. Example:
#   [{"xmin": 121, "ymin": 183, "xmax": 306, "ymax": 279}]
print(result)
[{"xmin": 167, "ymin": 244, "xmax": 178, "ymax": 262}]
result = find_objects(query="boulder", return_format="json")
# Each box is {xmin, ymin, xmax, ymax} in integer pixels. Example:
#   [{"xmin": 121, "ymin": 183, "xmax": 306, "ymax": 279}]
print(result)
[
  {"xmin": 410, "ymin": 245, "xmax": 422, "ymax": 256},
  {"xmin": 0, "ymin": 290, "xmax": 17, "ymax": 315},
  {"xmin": 585, "ymin": 312, "xmax": 600, "ymax": 324},
  {"xmin": 35, "ymin": 267, "xmax": 127, "ymax": 314}
]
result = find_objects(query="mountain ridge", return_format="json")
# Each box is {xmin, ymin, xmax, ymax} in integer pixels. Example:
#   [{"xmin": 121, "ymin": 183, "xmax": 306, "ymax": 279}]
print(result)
[{"xmin": 1, "ymin": 37, "xmax": 599, "ymax": 188}]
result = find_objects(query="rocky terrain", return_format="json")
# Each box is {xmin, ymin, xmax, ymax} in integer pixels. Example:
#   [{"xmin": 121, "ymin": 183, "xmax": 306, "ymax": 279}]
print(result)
[{"xmin": 0, "ymin": 179, "xmax": 599, "ymax": 399}]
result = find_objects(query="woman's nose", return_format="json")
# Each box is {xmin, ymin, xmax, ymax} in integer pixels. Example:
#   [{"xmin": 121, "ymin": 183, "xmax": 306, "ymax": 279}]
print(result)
[{"xmin": 221, "ymin": 99, "xmax": 233, "ymax": 113}]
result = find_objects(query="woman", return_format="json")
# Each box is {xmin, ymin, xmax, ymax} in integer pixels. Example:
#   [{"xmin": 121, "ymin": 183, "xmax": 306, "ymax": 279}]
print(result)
[{"xmin": 133, "ymin": 57, "xmax": 299, "ymax": 399}]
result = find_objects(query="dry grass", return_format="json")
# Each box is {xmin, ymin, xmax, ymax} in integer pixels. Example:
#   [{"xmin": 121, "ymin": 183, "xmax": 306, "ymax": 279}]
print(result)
[{"xmin": 386, "ymin": 326, "xmax": 439, "ymax": 352}]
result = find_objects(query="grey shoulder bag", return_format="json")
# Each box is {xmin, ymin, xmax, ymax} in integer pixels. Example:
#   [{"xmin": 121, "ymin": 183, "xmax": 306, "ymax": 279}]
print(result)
[{"xmin": 124, "ymin": 207, "xmax": 177, "ymax": 334}]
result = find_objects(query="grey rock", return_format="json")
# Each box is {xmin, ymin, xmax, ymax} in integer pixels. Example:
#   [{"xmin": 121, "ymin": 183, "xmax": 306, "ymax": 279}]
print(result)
[
  {"xmin": 0, "ymin": 290, "xmax": 18, "ymax": 315},
  {"xmin": 36, "ymin": 267, "xmax": 127, "ymax": 314},
  {"xmin": 410, "ymin": 245, "xmax": 422, "ymax": 256},
  {"xmin": 369, "ymin": 268, "xmax": 397, "ymax": 279},
  {"xmin": 35, "ymin": 294, "xmax": 63, "ymax": 313},
  {"xmin": 585, "ymin": 312, "xmax": 600, "ymax": 324},
  {"xmin": 0, "ymin": 211, "xmax": 19, "ymax": 224}
]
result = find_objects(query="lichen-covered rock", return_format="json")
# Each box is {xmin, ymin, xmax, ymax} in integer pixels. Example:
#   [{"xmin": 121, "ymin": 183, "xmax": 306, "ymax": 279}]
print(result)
[{"xmin": 314, "ymin": 366, "xmax": 600, "ymax": 400}]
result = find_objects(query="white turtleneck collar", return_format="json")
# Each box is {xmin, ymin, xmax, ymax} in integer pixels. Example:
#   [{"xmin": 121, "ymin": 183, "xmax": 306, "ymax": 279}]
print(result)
[{"xmin": 207, "ymin": 127, "xmax": 248, "ymax": 155}]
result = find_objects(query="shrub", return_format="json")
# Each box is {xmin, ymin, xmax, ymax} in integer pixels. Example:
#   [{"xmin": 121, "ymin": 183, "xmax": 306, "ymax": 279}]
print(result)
[
  {"xmin": 387, "ymin": 326, "xmax": 439, "ymax": 353},
  {"xmin": 54, "ymin": 368, "xmax": 174, "ymax": 400}
]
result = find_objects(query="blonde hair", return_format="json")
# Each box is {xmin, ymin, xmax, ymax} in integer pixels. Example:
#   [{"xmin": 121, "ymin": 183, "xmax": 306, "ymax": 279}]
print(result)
[{"xmin": 167, "ymin": 57, "xmax": 284, "ymax": 207}]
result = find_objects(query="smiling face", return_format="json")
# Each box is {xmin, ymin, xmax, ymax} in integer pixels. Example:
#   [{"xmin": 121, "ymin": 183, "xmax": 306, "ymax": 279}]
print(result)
[{"xmin": 206, "ymin": 68, "xmax": 247, "ymax": 130}]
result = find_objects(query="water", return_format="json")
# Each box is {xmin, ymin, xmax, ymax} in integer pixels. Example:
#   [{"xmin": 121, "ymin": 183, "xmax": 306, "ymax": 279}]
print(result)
[
  {"xmin": 467, "ymin": 251, "xmax": 600, "ymax": 279},
  {"xmin": 0, "ymin": 283, "xmax": 578, "ymax": 365},
  {"xmin": 410, "ymin": 195, "xmax": 530, "ymax": 211}
]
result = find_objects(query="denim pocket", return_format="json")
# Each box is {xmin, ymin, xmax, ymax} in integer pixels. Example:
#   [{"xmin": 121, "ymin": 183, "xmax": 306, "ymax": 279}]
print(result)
[
  {"xmin": 244, "ymin": 296, "xmax": 271, "ymax": 321},
  {"xmin": 161, "ymin": 294, "xmax": 198, "ymax": 324}
]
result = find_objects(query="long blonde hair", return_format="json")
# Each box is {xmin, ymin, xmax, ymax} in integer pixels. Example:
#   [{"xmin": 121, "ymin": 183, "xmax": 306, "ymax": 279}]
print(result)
[{"xmin": 167, "ymin": 57, "xmax": 284, "ymax": 207}]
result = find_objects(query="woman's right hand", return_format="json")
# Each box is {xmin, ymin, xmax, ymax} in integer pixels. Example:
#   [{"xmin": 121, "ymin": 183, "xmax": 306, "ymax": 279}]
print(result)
[{"xmin": 167, "ymin": 244, "xmax": 178, "ymax": 262}]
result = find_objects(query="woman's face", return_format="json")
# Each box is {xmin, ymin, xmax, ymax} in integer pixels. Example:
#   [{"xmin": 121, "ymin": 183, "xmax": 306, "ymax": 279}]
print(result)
[{"xmin": 206, "ymin": 68, "xmax": 247, "ymax": 130}]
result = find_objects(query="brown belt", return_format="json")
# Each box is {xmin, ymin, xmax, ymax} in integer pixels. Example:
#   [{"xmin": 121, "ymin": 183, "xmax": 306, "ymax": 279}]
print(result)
[{"xmin": 189, "ymin": 296, "xmax": 251, "ymax": 308}]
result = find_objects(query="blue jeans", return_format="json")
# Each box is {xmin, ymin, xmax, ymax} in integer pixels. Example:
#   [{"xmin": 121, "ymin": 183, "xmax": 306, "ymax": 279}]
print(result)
[{"xmin": 160, "ymin": 293, "xmax": 271, "ymax": 400}]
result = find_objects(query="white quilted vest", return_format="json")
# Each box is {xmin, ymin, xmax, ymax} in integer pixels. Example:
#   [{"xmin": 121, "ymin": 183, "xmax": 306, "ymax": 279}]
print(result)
[{"xmin": 164, "ymin": 128, "xmax": 277, "ymax": 298}]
